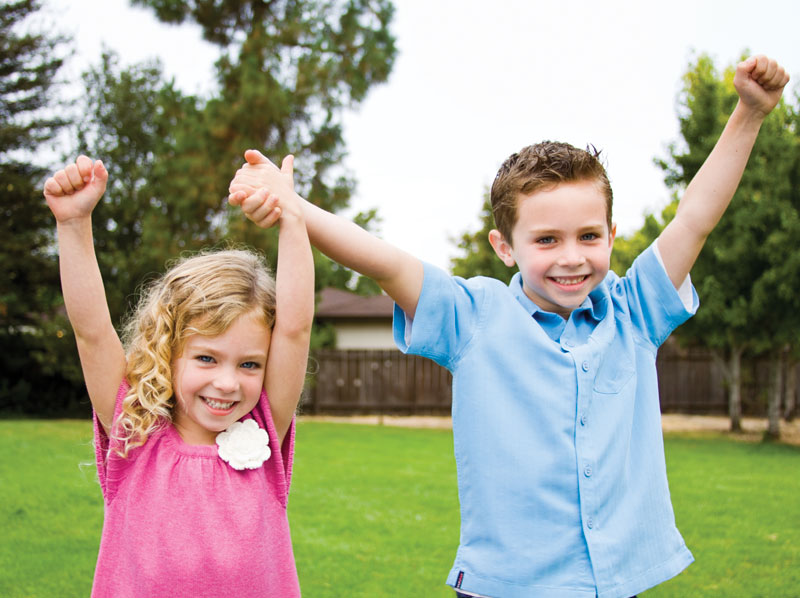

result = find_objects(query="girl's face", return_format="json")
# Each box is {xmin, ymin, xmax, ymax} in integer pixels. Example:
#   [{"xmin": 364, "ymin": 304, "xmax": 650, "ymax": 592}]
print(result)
[{"xmin": 171, "ymin": 311, "xmax": 270, "ymax": 445}]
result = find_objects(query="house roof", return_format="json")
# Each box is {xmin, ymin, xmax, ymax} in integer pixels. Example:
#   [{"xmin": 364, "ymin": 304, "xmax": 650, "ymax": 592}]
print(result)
[{"xmin": 315, "ymin": 287, "xmax": 394, "ymax": 319}]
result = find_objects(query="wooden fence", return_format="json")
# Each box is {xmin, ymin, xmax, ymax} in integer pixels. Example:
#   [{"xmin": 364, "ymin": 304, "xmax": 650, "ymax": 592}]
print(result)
[
  {"xmin": 304, "ymin": 349, "xmax": 452, "ymax": 414},
  {"xmin": 303, "ymin": 343, "xmax": 798, "ymax": 417}
]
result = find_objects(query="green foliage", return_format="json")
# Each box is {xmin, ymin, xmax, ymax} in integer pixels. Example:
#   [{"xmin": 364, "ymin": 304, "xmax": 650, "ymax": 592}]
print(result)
[
  {"xmin": 657, "ymin": 53, "xmax": 799, "ymax": 358},
  {"xmin": 76, "ymin": 52, "xmax": 224, "ymax": 326},
  {"xmin": 450, "ymin": 193, "xmax": 516, "ymax": 284},
  {"xmin": 610, "ymin": 200, "xmax": 677, "ymax": 276},
  {"xmin": 133, "ymin": 0, "xmax": 397, "ymax": 260},
  {"xmin": 2, "ymin": 420, "xmax": 799, "ymax": 597},
  {"xmin": 0, "ymin": 0, "xmax": 84, "ymax": 415},
  {"xmin": 1, "ymin": 1, "xmax": 397, "ymax": 415}
]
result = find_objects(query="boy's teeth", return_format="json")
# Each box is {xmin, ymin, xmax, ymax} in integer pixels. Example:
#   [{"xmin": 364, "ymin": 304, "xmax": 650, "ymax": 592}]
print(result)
[{"xmin": 554, "ymin": 276, "xmax": 585, "ymax": 285}]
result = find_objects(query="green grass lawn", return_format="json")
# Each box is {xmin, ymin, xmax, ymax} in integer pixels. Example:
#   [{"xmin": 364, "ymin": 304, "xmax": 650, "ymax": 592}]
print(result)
[{"xmin": 1, "ymin": 420, "xmax": 798, "ymax": 597}]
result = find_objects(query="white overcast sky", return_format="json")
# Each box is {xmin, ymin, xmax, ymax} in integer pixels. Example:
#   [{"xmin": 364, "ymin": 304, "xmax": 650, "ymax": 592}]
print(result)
[{"xmin": 52, "ymin": 0, "xmax": 800, "ymax": 270}]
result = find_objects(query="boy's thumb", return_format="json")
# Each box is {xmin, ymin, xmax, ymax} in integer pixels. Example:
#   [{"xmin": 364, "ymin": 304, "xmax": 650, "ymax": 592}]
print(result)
[
  {"xmin": 244, "ymin": 149, "xmax": 271, "ymax": 165},
  {"xmin": 281, "ymin": 155, "xmax": 294, "ymax": 176}
]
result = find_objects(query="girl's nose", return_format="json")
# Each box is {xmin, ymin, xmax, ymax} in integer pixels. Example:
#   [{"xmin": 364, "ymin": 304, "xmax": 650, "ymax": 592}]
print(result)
[{"xmin": 212, "ymin": 368, "xmax": 239, "ymax": 393}]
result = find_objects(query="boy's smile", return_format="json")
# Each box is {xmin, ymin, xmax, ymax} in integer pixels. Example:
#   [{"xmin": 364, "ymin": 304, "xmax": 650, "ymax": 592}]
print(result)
[
  {"xmin": 171, "ymin": 312, "xmax": 270, "ymax": 445},
  {"xmin": 489, "ymin": 180, "xmax": 615, "ymax": 319}
]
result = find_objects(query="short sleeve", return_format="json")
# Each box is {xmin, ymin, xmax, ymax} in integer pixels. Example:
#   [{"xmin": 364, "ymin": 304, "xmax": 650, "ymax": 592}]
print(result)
[
  {"xmin": 247, "ymin": 390, "xmax": 295, "ymax": 506},
  {"xmin": 617, "ymin": 244, "xmax": 699, "ymax": 347},
  {"xmin": 93, "ymin": 381, "xmax": 131, "ymax": 501},
  {"xmin": 392, "ymin": 262, "xmax": 490, "ymax": 370}
]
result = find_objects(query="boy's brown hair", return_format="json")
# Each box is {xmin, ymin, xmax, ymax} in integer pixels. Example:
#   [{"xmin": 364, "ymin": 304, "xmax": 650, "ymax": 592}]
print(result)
[{"xmin": 490, "ymin": 141, "xmax": 613, "ymax": 244}]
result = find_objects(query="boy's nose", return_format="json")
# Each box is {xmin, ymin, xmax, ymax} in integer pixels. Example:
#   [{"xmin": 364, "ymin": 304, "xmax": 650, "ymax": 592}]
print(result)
[{"xmin": 557, "ymin": 245, "xmax": 587, "ymax": 267}]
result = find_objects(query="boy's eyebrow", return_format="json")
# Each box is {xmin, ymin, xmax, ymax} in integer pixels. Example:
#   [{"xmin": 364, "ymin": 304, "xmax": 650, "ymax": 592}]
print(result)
[{"xmin": 526, "ymin": 222, "xmax": 606, "ymax": 235}]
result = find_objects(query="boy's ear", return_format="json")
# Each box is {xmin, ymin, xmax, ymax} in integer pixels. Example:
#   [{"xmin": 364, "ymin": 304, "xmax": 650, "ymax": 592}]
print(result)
[
  {"xmin": 488, "ymin": 229, "xmax": 517, "ymax": 267},
  {"xmin": 608, "ymin": 223, "xmax": 617, "ymax": 250}
]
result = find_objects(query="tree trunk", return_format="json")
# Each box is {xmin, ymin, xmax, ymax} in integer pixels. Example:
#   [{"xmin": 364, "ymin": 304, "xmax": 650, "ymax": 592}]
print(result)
[
  {"xmin": 713, "ymin": 348, "xmax": 744, "ymax": 432},
  {"xmin": 784, "ymin": 354, "xmax": 797, "ymax": 422},
  {"xmin": 765, "ymin": 350, "xmax": 783, "ymax": 441}
]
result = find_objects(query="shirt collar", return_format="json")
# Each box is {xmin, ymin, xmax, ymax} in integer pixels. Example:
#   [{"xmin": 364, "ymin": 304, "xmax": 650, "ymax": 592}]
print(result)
[{"xmin": 508, "ymin": 271, "xmax": 609, "ymax": 323}]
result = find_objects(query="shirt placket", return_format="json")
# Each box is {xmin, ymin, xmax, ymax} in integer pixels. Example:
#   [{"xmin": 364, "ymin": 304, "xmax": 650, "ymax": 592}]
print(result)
[{"xmin": 568, "ymin": 341, "xmax": 602, "ymax": 585}]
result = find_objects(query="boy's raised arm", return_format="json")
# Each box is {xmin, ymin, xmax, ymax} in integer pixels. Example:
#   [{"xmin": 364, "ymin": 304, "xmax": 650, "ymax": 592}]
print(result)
[
  {"xmin": 44, "ymin": 157, "xmax": 126, "ymax": 432},
  {"xmin": 657, "ymin": 55, "xmax": 789, "ymax": 289},
  {"xmin": 229, "ymin": 151, "xmax": 425, "ymax": 318}
]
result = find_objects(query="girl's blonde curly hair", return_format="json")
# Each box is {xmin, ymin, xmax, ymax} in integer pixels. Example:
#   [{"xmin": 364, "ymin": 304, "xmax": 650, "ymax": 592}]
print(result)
[{"xmin": 115, "ymin": 248, "xmax": 276, "ymax": 457}]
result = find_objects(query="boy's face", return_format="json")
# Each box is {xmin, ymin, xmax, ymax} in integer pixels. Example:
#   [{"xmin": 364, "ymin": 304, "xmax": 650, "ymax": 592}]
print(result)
[{"xmin": 489, "ymin": 180, "xmax": 616, "ymax": 319}]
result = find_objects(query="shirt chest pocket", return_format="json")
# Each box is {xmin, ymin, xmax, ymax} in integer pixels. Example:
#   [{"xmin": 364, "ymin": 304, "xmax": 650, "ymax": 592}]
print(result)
[{"xmin": 593, "ymin": 354, "xmax": 635, "ymax": 394}]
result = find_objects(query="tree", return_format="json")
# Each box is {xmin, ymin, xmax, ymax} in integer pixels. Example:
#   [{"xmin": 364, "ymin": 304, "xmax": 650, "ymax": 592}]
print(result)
[
  {"xmin": 610, "ymin": 201, "xmax": 676, "ymax": 276},
  {"xmin": 657, "ymin": 53, "xmax": 799, "ymax": 436},
  {"xmin": 133, "ymin": 0, "xmax": 397, "ymax": 292},
  {"xmin": 450, "ymin": 194, "xmax": 517, "ymax": 284},
  {"xmin": 0, "ymin": 0, "xmax": 81, "ymax": 414},
  {"xmin": 76, "ymin": 51, "xmax": 223, "ymax": 326}
]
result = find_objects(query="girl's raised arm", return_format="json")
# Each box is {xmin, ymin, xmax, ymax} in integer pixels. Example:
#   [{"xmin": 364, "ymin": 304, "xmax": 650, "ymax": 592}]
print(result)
[
  {"xmin": 241, "ymin": 159, "xmax": 314, "ymax": 444},
  {"xmin": 44, "ymin": 156, "xmax": 126, "ymax": 432}
]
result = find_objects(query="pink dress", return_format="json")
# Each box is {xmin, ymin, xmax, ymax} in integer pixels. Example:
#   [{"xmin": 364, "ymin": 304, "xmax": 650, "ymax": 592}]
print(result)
[{"xmin": 91, "ymin": 382, "xmax": 300, "ymax": 597}]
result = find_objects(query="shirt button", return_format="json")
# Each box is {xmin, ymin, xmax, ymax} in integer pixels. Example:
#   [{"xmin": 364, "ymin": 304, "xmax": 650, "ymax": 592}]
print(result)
[
  {"xmin": 583, "ymin": 465, "xmax": 593, "ymax": 477},
  {"xmin": 586, "ymin": 517, "xmax": 594, "ymax": 529},
  {"xmin": 564, "ymin": 339, "xmax": 574, "ymax": 347},
  {"xmin": 580, "ymin": 413, "xmax": 588, "ymax": 426},
  {"xmin": 581, "ymin": 361, "xmax": 590, "ymax": 372}
]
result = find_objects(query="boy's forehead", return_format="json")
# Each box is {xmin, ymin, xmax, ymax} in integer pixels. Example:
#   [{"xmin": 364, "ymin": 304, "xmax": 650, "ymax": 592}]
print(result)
[{"xmin": 515, "ymin": 181, "xmax": 609, "ymax": 221}]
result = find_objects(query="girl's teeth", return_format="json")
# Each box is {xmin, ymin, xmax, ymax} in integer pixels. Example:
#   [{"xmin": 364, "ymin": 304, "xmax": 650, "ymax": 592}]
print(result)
[{"xmin": 205, "ymin": 398, "xmax": 234, "ymax": 409}]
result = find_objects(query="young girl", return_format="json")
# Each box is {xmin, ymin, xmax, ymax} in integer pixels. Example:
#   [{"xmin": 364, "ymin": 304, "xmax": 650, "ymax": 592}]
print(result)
[{"xmin": 44, "ymin": 154, "xmax": 313, "ymax": 597}]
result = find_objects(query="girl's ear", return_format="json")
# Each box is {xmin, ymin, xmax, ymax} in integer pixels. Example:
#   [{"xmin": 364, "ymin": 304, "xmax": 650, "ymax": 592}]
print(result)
[{"xmin": 488, "ymin": 229, "xmax": 517, "ymax": 267}]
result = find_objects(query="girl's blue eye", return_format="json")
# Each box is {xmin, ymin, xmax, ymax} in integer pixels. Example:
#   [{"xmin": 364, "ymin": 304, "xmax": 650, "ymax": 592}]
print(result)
[
  {"xmin": 196, "ymin": 355, "xmax": 214, "ymax": 363},
  {"xmin": 241, "ymin": 361, "xmax": 260, "ymax": 370}
]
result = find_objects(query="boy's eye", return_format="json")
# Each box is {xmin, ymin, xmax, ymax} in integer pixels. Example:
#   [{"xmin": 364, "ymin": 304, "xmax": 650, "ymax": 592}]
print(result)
[
  {"xmin": 241, "ymin": 361, "xmax": 262, "ymax": 370},
  {"xmin": 581, "ymin": 232, "xmax": 599, "ymax": 241},
  {"xmin": 536, "ymin": 236, "xmax": 555, "ymax": 245}
]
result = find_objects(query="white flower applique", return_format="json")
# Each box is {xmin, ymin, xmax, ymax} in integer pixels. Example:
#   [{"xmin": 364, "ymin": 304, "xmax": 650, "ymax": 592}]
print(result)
[{"xmin": 216, "ymin": 419, "xmax": 271, "ymax": 470}]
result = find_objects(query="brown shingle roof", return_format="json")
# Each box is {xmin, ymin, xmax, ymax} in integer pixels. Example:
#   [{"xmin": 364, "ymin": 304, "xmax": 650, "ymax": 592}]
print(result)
[{"xmin": 315, "ymin": 287, "xmax": 394, "ymax": 319}]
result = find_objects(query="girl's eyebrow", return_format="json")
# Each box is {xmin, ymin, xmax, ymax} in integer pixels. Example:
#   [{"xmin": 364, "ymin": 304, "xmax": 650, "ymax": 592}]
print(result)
[{"xmin": 187, "ymin": 343, "xmax": 267, "ymax": 361}]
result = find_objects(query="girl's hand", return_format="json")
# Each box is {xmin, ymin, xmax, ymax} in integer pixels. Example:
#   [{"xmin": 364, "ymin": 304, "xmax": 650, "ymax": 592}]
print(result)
[
  {"xmin": 239, "ymin": 188, "xmax": 283, "ymax": 229},
  {"xmin": 734, "ymin": 55, "xmax": 789, "ymax": 118},
  {"xmin": 44, "ymin": 156, "xmax": 108, "ymax": 223}
]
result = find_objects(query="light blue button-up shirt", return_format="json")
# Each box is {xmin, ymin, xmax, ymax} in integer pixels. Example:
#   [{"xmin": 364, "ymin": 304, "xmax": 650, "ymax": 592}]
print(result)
[{"xmin": 393, "ymin": 244, "xmax": 698, "ymax": 598}]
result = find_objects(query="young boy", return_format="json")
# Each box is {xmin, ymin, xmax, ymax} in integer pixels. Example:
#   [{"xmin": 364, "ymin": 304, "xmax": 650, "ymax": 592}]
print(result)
[{"xmin": 229, "ymin": 55, "xmax": 788, "ymax": 598}]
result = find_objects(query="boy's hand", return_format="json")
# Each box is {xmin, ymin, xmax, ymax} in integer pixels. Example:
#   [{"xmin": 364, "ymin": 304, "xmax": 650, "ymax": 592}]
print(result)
[
  {"xmin": 734, "ymin": 55, "xmax": 789, "ymax": 117},
  {"xmin": 44, "ymin": 156, "xmax": 108, "ymax": 223}
]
